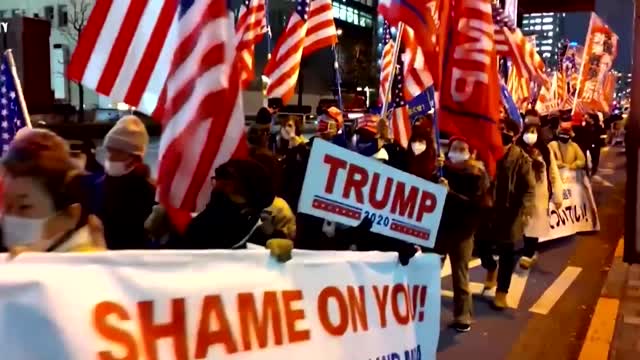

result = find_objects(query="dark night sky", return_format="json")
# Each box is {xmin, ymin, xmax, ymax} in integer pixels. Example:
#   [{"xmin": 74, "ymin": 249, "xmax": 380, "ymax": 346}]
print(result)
[{"xmin": 563, "ymin": 0, "xmax": 634, "ymax": 73}]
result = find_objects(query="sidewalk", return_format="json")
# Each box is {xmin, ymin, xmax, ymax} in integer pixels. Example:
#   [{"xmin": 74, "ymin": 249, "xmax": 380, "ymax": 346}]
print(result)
[{"xmin": 578, "ymin": 237, "xmax": 640, "ymax": 359}]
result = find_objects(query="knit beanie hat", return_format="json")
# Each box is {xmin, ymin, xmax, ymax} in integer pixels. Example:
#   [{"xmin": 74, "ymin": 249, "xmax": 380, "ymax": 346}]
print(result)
[{"xmin": 103, "ymin": 115, "xmax": 149, "ymax": 157}]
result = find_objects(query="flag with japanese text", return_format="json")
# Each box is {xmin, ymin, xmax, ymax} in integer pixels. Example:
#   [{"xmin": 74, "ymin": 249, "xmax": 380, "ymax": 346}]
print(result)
[
  {"xmin": 438, "ymin": 0, "xmax": 502, "ymax": 177},
  {"xmin": 573, "ymin": 13, "xmax": 618, "ymax": 117}
]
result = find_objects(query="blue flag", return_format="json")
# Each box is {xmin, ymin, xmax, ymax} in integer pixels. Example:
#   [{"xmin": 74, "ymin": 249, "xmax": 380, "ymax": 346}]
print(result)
[
  {"xmin": 500, "ymin": 83, "xmax": 523, "ymax": 128},
  {"xmin": 0, "ymin": 52, "xmax": 27, "ymax": 156},
  {"xmin": 407, "ymin": 87, "xmax": 436, "ymax": 122}
]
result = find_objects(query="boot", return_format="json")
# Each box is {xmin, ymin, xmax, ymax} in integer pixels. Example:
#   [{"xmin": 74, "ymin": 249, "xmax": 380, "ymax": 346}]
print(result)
[
  {"xmin": 484, "ymin": 269, "xmax": 498, "ymax": 290},
  {"xmin": 492, "ymin": 291, "xmax": 509, "ymax": 310},
  {"xmin": 519, "ymin": 253, "xmax": 538, "ymax": 270}
]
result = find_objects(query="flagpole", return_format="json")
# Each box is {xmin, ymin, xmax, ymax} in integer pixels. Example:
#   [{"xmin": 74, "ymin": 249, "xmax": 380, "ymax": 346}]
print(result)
[
  {"xmin": 332, "ymin": 45, "xmax": 343, "ymax": 110},
  {"xmin": 4, "ymin": 50, "xmax": 31, "ymax": 129},
  {"xmin": 380, "ymin": 22, "xmax": 404, "ymax": 119},
  {"xmin": 264, "ymin": 0, "xmax": 273, "ymax": 107},
  {"xmin": 572, "ymin": 13, "xmax": 594, "ymax": 116}
]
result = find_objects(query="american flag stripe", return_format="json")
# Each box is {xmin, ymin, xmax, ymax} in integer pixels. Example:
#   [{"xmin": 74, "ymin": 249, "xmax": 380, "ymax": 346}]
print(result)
[
  {"xmin": 302, "ymin": 0, "xmax": 337, "ymax": 57},
  {"xmin": 264, "ymin": 0, "xmax": 309, "ymax": 103},
  {"xmin": 68, "ymin": 0, "xmax": 181, "ymax": 115},
  {"xmin": 378, "ymin": 21, "xmax": 394, "ymax": 105},
  {"xmin": 390, "ymin": 55, "xmax": 410, "ymax": 147},
  {"xmin": 236, "ymin": 0, "xmax": 267, "ymax": 86},
  {"xmin": 403, "ymin": 26, "xmax": 433, "ymax": 99}
]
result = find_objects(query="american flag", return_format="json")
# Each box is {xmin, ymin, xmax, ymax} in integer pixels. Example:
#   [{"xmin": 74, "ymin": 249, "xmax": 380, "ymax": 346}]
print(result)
[
  {"xmin": 378, "ymin": 0, "xmax": 436, "ymax": 73},
  {"xmin": 402, "ymin": 26, "xmax": 433, "ymax": 100},
  {"xmin": 236, "ymin": 0, "xmax": 267, "ymax": 88},
  {"xmin": 378, "ymin": 21, "xmax": 395, "ymax": 105},
  {"xmin": 264, "ymin": 0, "xmax": 337, "ymax": 103},
  {"xmin": 493, "ymin": 4, "xmax": 547, "ymax": 86},
  {"xmin": 0, "ymin": 52, "xmax": 27, "ymax": 156},
  {"xmin": 69, "ymin": 0, "xmax": 245, "ymax": 211},
  {"xmin": 390, "ymin": 56, "xmax": 411, "ymax": 148}
]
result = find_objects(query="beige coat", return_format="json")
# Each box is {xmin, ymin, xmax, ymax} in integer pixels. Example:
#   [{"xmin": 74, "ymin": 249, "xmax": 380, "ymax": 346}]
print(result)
[
  {"xmin": 549, "ymin": 140, "xmax": 586, "ymax": 170},
  {"xmin": 524, "ymin": 151, "xmax": 564, "ymax": 238}
]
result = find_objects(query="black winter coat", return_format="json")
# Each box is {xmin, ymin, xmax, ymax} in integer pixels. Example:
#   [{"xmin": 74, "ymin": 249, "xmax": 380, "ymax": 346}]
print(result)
[{"xmin": 97, "ymin": 164, "xmax": 156, "ymax": 250}]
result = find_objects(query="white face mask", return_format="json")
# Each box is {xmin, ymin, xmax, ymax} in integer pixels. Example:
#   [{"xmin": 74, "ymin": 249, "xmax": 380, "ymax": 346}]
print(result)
[
  {"xmin": 280, "ymin": 127, "xmax": 295, "ymax": 140},
  {"xmin": 523, "ymin": 133, "xmax": 538, "ymax": 145},
  {"xmin": 411, "ymin": 141, "xmax": 427, "ymax": 155},
  {"xmin": 104, "ymin": 160, "xmax": 132, "ymax": 177},
  {"xmin": 448, "ymin": 151, "xmax": 470, "ymax": 163},
  {"xmin": 2, "ymin": 215, "xmax": 48, "ymax": 248}
]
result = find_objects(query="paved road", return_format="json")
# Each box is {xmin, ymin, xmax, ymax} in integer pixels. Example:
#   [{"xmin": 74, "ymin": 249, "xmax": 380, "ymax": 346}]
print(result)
[{"xmin": 437, "ymin": 146, "xmax": 626, "ymax": 359}]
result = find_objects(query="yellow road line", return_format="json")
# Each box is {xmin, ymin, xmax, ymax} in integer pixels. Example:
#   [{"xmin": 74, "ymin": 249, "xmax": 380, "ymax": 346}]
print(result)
[
  {"xmin": 578, "ymin": 237, "xmax": 625, "ymax": 360},
  {"xmin": 578, "ymin": 297, "xmax": 620, "ymax": 360},
  {"xmin": 614, "ymin": 237, "xmax": 624, "ymax": 258}
]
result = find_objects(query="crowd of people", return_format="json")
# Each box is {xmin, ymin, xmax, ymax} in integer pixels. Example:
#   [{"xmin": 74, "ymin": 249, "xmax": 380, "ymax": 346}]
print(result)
[{"xmin": 0, "ymin": 105, "xmax": 609, "ymax": 333}]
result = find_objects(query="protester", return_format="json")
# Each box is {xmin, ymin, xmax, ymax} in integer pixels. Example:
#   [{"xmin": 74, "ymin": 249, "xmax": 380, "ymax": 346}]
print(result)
[
  {"xmin": 279, "ymin": 115, "xmax": 310, "ymax": 213},
  {"xmin": 352, "ymin": 114, "xmax": 406, "ymax": 169},
  {"xmin": 437, "ymin": 136, "xmax": 491, "ymax": 332},
  {"xmin": 249, "ymin": 107, "xmax": 282, "ymax": 192},
  {"xmin": 1, "ymin": 129, "xmax": 105, "ymax": 255},
  {"xmin": 539, "ymin": 113, "xmax": 560, "ymax": 145},
  {"xmin": 480, "ymin": 118, "xmax": 535, "ymax": 310},
  {"xmin": 516, "ymin": 123, "xmax": 564, "ymax": 269},
  {"xmin": 69, "ymin": 139, "xmax": 104, "ymax": 215},
  {"xmin": 97, "ymin": 115, "xmax": 156, "ymax": 250},
  {"xmin": 406, "ymin": 121, "xmax": 438, "ymax": 180},
  {"xmin": 182, "ymin": 159, "xmax": 277, "ymax": 248},
  {"xmin": 549, "ymin": 122, "xmax": 586, "ymax": 171}
]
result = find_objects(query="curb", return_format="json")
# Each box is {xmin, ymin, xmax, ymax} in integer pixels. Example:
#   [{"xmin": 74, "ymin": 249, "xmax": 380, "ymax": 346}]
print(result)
[{"xmin": 578, "ymin": 238, "xmax": 626, "ymax": 360}]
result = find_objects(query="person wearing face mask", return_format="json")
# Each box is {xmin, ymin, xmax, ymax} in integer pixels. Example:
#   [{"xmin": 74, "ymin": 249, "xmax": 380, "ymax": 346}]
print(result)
[
  {"xmin": 548, "ymin": 122, "xmax": 586, "ymax": 171},
  {"xmin": 515, "ymin": 124, "xmax": 564, "ymax": 269},
  {"xmin": 479, "ymin": 118, "xmax": 535, "ymax": 310},
  {"xmin": 436, "ymin": 137, "xmax": 490, "ymax": 332},
  {"xmin": 1, "ymin": 129, "xmax": 106, "ymax": 255},
  {"xmin": 278, "ymin": 115, "xmax": 310, "ymax": 214},
  {"xmin": 182, "ymin": 159, "xmax": 280, "ymax": 249},
  {"xmin": 97, "ymin": 115, "xmax": 156, "ymax": 250},
  {"xmin": 406, "ymin": 120, "xmax": 437, "ymax": 180}
]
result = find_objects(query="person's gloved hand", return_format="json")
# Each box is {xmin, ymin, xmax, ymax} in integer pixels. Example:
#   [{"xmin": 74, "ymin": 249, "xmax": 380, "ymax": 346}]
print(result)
[
  {"xmin": 356, "ymin": 216, "xmax": 374, "ymax": 232},
  {"xmin": 266, "ymin": 239, "xmax": 294, "ymax": 263},
  {"xmin": 398, "ymin": 246, "xmax": 418, "ymax": 266}
]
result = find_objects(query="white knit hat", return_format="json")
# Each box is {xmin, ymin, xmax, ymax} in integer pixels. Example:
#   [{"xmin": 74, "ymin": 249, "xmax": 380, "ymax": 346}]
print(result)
[{"xmin": 103, "ymin": 115, "xmax": 149, "ymax": 157}]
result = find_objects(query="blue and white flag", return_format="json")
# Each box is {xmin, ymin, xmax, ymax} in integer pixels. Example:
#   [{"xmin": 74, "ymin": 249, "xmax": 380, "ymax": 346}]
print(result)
[
  {"xmin": 500, "ymin": 82, "xmax": 523, "ymax": 128},
  {"xmin": 407, "ymin": 86, "xmax": 435, "ymax": 122},
  {"xmin": 0, "ymin": 51, "xmax": 27, "ymax": 156}
]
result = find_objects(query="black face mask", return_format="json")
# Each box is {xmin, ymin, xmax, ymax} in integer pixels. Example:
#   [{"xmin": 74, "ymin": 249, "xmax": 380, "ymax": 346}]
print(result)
[
  {"xmin": 501, "ymin": 132, "xmax": 514, "ymax": 146},
  {"xmin": 558, "ymin": 134, "xmax": 571, "ymax": 144}
]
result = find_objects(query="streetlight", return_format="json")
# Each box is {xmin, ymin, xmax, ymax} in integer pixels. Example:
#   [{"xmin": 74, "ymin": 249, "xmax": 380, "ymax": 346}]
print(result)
[{"xmin": 336, "ymin": 28, "xmax": 343, "ymax": 37}]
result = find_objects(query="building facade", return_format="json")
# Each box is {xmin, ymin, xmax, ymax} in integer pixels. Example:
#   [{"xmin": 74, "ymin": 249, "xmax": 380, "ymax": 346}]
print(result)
[{"xmin": 521, "ymin": 12, "xmax": 565, "ymax": 68}]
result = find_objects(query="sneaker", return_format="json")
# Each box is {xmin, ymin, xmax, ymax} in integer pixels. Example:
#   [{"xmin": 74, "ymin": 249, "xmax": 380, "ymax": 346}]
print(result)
[
  {"xmin": 492, "ymin": 291, "xmax": 509, "ymax": 310},
  {"xmin": 484, "ymin": 269, "xmax": 498, "ymax": 290},
  {"xmin": 519, "ymin": 254, "xmax": 538, "ymax": 270},
  {"xmin": 449, "ymin": 322, "xmax": 471, "ymax": 333}
]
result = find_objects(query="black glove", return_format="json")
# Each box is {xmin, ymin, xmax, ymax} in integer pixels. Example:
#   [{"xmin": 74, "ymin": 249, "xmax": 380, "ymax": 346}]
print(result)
[
  {"xmin": 398, "ymin": 246, "xmax": 417, "ymax": 266},
  {"xmin": 356, "ymin": 216, "xmax": 374, "ymax": 232}
]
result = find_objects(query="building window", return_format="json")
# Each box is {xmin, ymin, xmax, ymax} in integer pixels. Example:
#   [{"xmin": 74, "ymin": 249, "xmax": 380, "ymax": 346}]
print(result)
[
  {"xmin": 44, "ymin": 6, "xmax": 55, "ymax": 22},
  {"xmin": 540, "ymin": 45, "xmax": 552, "ymax": 51},
  {"xmin": 542, "ymin": 52, "xmax": 551, "ymax": 58},
  {"xmin": 12, "ymin": 9, "xmax": 26, "ymax": 16},
  {"xmin": 58, "ymin": 4, "xmax": 68, "ymax": 27},
  {"xmin": 534, "ymin": 25, "xmax": 541, "ymax": 30},
  {"xmin": 0, "ymin": 10, "xmax": 7, "ymax": 19},
  {"xmin": 543, "ymin": 17, "xmax": 553, "ymax": 23},
  {"xmin": 542, "ymin": 24, "xmax": 554, "ymax": 30}
]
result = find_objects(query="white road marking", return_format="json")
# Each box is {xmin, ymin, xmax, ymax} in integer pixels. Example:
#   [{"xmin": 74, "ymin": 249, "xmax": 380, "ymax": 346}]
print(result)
[
  {"xmin": 506, "ymin": 267, "xmax": 530, "ymax": 309},
  {"xmin": 591, "ymin": 175, "xmax": 615, "ymax": 187},
  {"xmin": 529, "ymin": 266, "xmax": 582, "ymax": 315},
  {"xmin": 442, "ymin": 282, "xmax": 485, "ymax": 298},
  {"xmin": 440, "ymin": 258, "xmax": 482, "ymax": 278}
]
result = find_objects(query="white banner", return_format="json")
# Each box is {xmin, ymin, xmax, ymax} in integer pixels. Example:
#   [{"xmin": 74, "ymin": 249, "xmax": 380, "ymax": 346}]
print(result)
[
  {"xmin": 298, "ymin": 139, "xmax": 447, "ymax": 248},
  {"xmin": 0, "ymin": 250, "xmax": 441, "ymax": 360},
  {"xmin": 541, "ymin": 169, "xmax": 600, "ymax": 241}
]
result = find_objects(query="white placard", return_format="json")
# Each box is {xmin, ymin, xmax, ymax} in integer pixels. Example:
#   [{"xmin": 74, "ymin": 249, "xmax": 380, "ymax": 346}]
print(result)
[
  {"xmin": 298, "ymin": 139, "xmax": 447, "ymax": 248},
  {"xmin": 0, "ymin": 250, "xmax": 441, "ymax": 360}
]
